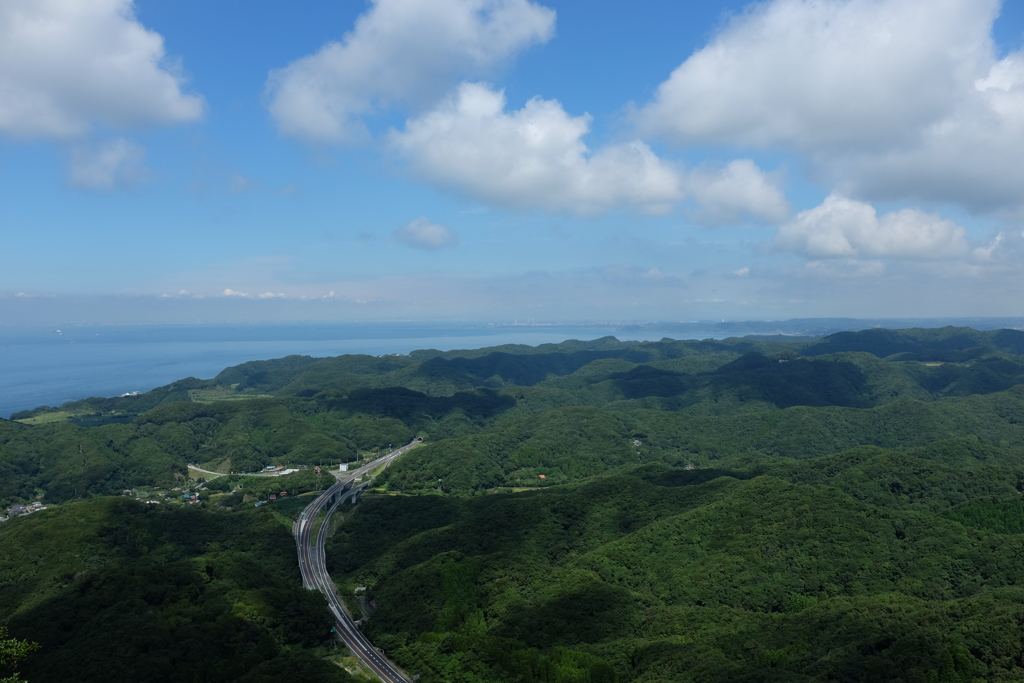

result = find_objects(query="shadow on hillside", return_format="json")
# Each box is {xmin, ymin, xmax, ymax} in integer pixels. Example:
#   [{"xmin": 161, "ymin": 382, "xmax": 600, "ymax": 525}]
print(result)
[
  {"xmin": 641, "ymin": 467, "xmax": 751, "ymax": 488},
  {"xmin": 417, "ymin": 349, "xmax": 653, "ymax": 387},
  {"xmin": 323, "ymin": 386, "xmax": 516, "ymax": 422},
  {"xmin": 498, "ymin": 580, "xmax": 637, "ymax": 648}
]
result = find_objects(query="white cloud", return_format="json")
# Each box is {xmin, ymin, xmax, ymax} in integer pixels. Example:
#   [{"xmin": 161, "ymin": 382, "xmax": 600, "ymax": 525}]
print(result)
[
  {"xmin": 390, "ymin": 83, "xmax": 682, "ymax": 213},
  {"xmin": 0, "ymin": 0, "xmax": 203, "ymax": 139},
  {"xmin": 636, "ymin": 0, "xmax": 995, "ymax": 151},
  {"xmin": 835, "ymin": 46, "xmax": 1024, "ymax": 211},
  {"xmin": 683, "ymin": 159, "xmax": 789, "ymax": 224},
  {"xmin": 972, "ymin": 233, "xmax": 1005, "ymax": 263},
  {"xmin": 265, "ymin": 0, "xmax": 555, "ymax": 143},
  {"xmin": 67, "ymin": 138, "xmax": 147, "ymax": 190},
  {"xmin": 775, "ymin": 194, "xmax": 970, "ymax": 259},
  {"xmin": 394, "ymin": 217, "xmax": 458, "ymax": 250},
  {"xmin": 633, "ymin": 0, "xmax": 1024, "ymax": 213}
]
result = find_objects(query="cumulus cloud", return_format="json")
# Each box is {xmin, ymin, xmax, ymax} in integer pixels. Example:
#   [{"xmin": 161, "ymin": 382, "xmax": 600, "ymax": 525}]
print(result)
[
  {"xmin": 0, "ymin": 0, "xmax": 203, "ymax": 139},
  {"xmin": 633, "ymin": 0, "xmax": 1024, "ymax": 213},
  {"xmin": 67, "ymin": 138, "xmax": 147, "ymax": 190},
  {"xmin": 390, "ymin": 83, "xmax": 682, "ymax": 213},
  {"xmin": 394, "ymin": 217, "xmax": 458, "ymax": 250},
  {"xmin": 836, "ymin": 46, "xmax": 1024, "ymax": 211},
  {"xmin": 265, "ymin": 0, "xmax": 555, "ymax": 143},
  {"xmin": 636, "ymin": 0, "xmax": 994, "ymax": 151},
  {"xmin": 775, "ymin": 194, "xmax": 970, "ymax": 259},
  {"xmin": 683, "ymin": 159, "xmax": 789, "ymax": 224}
]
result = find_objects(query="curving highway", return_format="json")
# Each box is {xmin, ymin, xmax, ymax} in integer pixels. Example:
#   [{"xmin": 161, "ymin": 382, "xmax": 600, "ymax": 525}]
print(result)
[{"xmin": 294, "ymin": 441, "xmax": 421, "ymax": 683}]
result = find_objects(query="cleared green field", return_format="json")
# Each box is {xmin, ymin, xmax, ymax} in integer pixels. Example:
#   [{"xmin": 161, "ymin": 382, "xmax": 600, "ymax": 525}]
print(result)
[
  {"xmin": 15, "ymin": 410, "xmax": 83, "ymax": 425},
  {"xmin": 187, "ymin": 386, "xmax": 273, "ymax": 402}
]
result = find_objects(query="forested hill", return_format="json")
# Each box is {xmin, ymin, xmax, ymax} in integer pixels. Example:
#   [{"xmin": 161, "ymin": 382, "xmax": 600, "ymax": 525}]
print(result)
[
  {"xmin": 0, "ymin": 497, "xmax": 356, "ymax": 683},
  {"xmin": 6, "ymin": 326, "xmax": 1024, "ymax": 681},
  {"xmin": 5, "ymin": 326, "xmax": 1024, "ymax": 505}
]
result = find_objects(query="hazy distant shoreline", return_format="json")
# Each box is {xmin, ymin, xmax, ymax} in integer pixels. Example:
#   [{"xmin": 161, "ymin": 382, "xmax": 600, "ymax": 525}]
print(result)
[{"xmin": 3, "ymin": 318, "xmax": 1022, "ymax": 419}]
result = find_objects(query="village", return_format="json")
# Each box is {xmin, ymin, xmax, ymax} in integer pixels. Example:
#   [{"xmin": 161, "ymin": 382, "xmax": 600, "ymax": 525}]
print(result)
[
  {"xmin": 0, "ymin": 460, "xmax": 356, "ymax": 523},
  {"xmin": 0, "ymin": 500, "xmax": 46, "ymax": 521}
]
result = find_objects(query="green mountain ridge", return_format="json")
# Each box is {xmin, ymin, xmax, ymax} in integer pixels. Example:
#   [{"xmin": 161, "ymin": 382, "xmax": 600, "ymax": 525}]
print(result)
[{"xmin": 5, "ymin": 325, "xmax": 1024, "ymax": 681}]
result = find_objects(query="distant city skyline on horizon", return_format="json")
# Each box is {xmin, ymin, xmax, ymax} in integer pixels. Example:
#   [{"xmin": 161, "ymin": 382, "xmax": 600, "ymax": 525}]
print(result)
[{"xmin": 4, "ymin": 0, "xmax": 1024, "ymax": 324}]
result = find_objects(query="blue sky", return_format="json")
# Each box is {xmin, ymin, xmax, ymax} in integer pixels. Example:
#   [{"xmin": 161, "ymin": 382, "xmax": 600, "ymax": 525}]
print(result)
[{"xmin": 2, "ymin": 0, "xmax": 1024, "ymax": 324}]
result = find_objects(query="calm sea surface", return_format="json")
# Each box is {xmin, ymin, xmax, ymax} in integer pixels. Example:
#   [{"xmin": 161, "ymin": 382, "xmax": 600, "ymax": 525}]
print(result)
[{"xmin": 0, "ymin": 322, "xmax": 691, "ymax": 418}]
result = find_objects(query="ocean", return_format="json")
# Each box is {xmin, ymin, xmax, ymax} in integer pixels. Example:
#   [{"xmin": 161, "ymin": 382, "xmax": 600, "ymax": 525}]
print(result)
[{"xmin": 0, "ymin": 322, "xmax": 688, "ymax": 418}]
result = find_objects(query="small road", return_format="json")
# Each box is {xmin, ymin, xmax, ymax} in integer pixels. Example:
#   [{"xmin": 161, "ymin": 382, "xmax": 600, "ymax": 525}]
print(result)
[
  {"xmin": 188, "ymin": 449, "xmax": 413, "ymax": 479},
  {"xmin": 295, "ymin": 440, "xmax": 421, "ymax": 683},
  {"xmin": 187, "ymin": 465, "xmax": 305, "ymax": 479}
]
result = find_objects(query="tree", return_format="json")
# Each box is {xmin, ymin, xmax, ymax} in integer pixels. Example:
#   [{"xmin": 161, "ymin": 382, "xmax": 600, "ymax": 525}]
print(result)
[{"xmin": 0, "ymin": 625, "xmax": 38, "ymax": 683}]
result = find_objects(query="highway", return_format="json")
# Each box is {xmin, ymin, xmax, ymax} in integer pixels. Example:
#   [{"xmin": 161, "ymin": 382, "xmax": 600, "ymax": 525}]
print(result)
[{"xmin": 294, "ymin": 441, "xmax": 421, "ymax": 683}]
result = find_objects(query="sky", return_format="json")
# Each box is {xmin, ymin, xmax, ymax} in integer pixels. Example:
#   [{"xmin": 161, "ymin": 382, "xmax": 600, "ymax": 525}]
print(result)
[{"xmin": 2, "ymin": 0, "xmax": 1024, "ymax": 325}]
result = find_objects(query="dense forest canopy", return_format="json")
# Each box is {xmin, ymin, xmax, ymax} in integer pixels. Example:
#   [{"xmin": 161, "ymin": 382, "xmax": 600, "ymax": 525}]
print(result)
[{"xmin": 5, "ymin": 326, "xmax": 1024, "ymax": 681}]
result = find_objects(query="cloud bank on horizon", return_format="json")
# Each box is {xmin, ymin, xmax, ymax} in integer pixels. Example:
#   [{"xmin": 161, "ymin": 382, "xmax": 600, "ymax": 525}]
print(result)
[{"xmin": 2, "ymin": 0, "xmax": 1023, "ymax": 323}]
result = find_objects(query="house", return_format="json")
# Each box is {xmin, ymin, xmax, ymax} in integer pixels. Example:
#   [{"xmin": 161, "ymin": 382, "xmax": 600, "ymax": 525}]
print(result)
[
  {"xmin": 279, "ymin": 491, "xmax": 287, "ymax": 497},
  {"xmin": 8, "ymin": 505, "xmax": 27, "ymax": 516}
]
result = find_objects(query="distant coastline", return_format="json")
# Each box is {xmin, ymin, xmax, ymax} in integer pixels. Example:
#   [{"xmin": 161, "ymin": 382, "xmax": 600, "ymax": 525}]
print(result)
[{"xmin": 3, "ymin": 318, "xmax": 1023, "ymax": 419}]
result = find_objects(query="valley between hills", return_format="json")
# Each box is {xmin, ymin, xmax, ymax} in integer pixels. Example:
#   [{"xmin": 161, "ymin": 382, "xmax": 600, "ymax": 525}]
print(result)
[{"xmin": 6, "ymin": 327, "xmax": 1024, "ymax": 682}]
